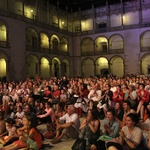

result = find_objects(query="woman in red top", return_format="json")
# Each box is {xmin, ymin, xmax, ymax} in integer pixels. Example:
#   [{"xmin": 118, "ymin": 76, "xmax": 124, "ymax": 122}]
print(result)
[
  {"xmin": 137, "ymin": 83, "xmax": 149, "ymax": 121},
  {"xmin": 112, "ymin": 85, "xmax": 124, "ymax": 107},
  {"xmin": 0, "ymin": 114, "xmax": 42, "ymax": 150}
]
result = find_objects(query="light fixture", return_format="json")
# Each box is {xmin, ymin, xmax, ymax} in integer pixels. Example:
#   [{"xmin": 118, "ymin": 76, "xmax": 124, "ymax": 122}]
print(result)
[{"xmin": 31, "ymin": 10, "xmax": 33, "ymax": 13}]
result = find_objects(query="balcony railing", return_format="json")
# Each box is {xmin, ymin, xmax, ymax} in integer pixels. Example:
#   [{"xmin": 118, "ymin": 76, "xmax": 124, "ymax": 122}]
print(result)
[
  {"xmin": 141, "ymin": 46, "xmax": 150, "ymax": 52},
  {"xmin": 81, "ymin": 49, "xmax": 124, "ymax": 56},
  {"xmin": 0, "ymin": 8, "xmax": 150, "ymax": 36},
  {"xmin": 0, "ymin": 41, "xmax": 9, "ymax": 48},
  {"xmin": 26, "ymin": 45, "xmax": 69, "ymax": 56}
]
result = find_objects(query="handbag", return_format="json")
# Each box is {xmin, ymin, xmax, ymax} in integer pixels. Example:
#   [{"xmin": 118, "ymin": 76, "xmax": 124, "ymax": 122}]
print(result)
[{"xmin": 71, "ymin": 138, "xmax": 86, "ymax": 150}]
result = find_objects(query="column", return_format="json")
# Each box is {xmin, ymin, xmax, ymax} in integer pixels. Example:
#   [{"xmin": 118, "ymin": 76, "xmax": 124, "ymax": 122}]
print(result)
[
  {"xmin": 22, "ymin": 0, "xmax": 24, "ymax": 17},
  {"xmin": 47, "ymin": 0, "xmax": 50, "ymax": 24},
  {"xmin": 39, "ymin": 62, "xmax": 41, "ymax": 77},
  {"xmin": 92, "ymin": 4, "xmax": 95, "ymax": 31},
  {"xmin": 106, "ymin": 1, "xmax": 110, "ymax": 28},
  {"xmin": 138, "ymin": 0, "xmax": 142, "ymax": 24},
  {"xmin": 49, "ymin": 62, "xmax": 52, "ymax": 77},
  {"xmin": 59, "ymin": 63, "xmax": 62, "ymax": 77},
  {"xmin": 79, "ymin": 7, "xmax": 81, "ymax": 32},
  {"xmin": 120, "ymin": 0, "xmax": 124, "ymax": 27},
  {"xmin": 57, "ymin": 1, "xmax": 59, "ymax": 28},
  {"xmin": 35, "ymin": 0, "xmax": 38, "ymax": 21},
  {"xmin": 94, "ymin": 63, "xmax": 97, "ymax": 76}
]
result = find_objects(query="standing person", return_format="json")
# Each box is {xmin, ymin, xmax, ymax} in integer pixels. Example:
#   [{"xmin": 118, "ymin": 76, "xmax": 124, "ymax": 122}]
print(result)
[
  {"xmin": 106, "ymin": 113, "xmax": 143, "ymax": 150},
  {"xmin": 51, "ymin": 105, "xmax": 80, "ymax": 144},
  {"xmin": 0, "ymin": 114, "xmax": 43, "ymax": 150}
]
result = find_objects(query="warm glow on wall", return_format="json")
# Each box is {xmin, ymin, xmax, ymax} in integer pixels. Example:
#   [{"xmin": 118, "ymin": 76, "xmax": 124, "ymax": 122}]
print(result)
[
  {"xmin": 24, "ymin": 6, "xmax": 35, "ymax": 19},
  {"xmin": 0, "ymin": 25, "xmax": 6, "ymax": 41},
  {"xmin": 0, "ymin": 58, "xmax": 6, "ymax": 77}
]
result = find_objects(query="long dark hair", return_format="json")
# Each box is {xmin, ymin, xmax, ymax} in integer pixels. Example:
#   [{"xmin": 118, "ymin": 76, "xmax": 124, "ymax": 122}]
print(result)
[
  {"xmin": 24, "ymin": 114, "xmax": 36, "ymax": 129},
  {"xmin": 126, "ymin": 113, "xmax": 139, "ymax": 125}
]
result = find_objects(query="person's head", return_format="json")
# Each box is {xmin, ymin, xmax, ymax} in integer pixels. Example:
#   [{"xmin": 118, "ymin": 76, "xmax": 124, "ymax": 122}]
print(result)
[
  {"xmin": 105, "ymin": 84, "xmax": 111, "ymax": 90},
  {"xmin": 45, "ymin": 102, "xmax": 53, "ymax": 108},
  {"xmin": 40, "ymin": 102, "xmax": 45, "ymax": 109},
  {"xmin": 17, "ymin": 106, "xmax": 23, "ymax": 112},
  {"xmin": 24, "ymin": 104, "xmax": 32, "ymax": 113},
  {"xmin": 53, "ymin": 85, "xmax": 59, "ymax": 91},
  {"xmin": 115, "ymin": 102, "xmax": 122, "ymax": 110},
  {"xmin": 128, "ymin": 85, "xmax": 135, "ymax": 92},
  {"xmin": 122, "ymin": 83, "xmax": 128, "ymax": 90},
  {"xmin": 46, "ymin": 86, "xmax": 51, "ymax": 91},
  {"xmin": 139, "ymin": 83, "xmax": 145, "ymax": 90},
  {"xmin": 106, "ymin": 108, "xmax": 116, "ymax": 121},
  {"xmin": 5, "ymin": 118, "xmax": 15, "ymax": 128},
  {"xmin": 22, "ymin": 114, "xmax": 36, "ymax": 129},
  {"xmin": 35, "ymin": 100, "xmax": 40, "ymax": 106},
  {"xmin": 87, "ymin": 109, "xmax": 98, "ymax": 120},
  {"xmin": 123, "ymin": 101, "xmax": 131, "ymax": 111},
  {"xmin": 116, "ymin": 85, "xmax": 121, "ymax": 91},
  {"xmin": 125, "ymin": 113, "xmax": 139, "ymax": 127},
  {"xmin": 67, "ymin": 105, "xmax": 75, "ymax": 116},
  {"xmin": 135, "ymin": 82, "xmax": 140, "ymax": 89},
  {"xmin": 56, "ymin": 102, "xmax": 65, "ymax": 111}
]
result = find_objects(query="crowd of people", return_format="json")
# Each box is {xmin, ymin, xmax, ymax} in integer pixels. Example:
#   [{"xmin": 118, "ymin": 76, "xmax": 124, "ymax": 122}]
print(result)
[{"xmin": 0, "ymin": 74, "xmax": 149, "ymax": 150}]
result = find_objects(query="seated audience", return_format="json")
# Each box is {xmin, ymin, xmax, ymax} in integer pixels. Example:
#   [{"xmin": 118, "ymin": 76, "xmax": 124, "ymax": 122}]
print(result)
[
  {"xmin": 112, "ymin": 85, "xmax": 124, "ymax": 107},
  {"xmin": 106, "ymin": 113, "xmax": 143, "ymax": 150},
  {"xmin": 0, "ymin": 114, "xmax": 43, "ymax": 150},
  {"xmin": 44, "ymin": 102, "xmax": 66, "ymax": 139},
  {"xmin": 74, "ymin": 83, "xmax": 89, "ymax": 118},
  {"xmin": 137, "ymin": 83, "xmax": 149, "ymax": 122},
  {"xmin": 91, "ymin": 108, "xmax": 120, "ymax": 150},
  {"xmin": 79, "ymin": 109, "xmax": 100, "ymax": 149},
  {"xmin": 0, "ymin": 118, "xmax": 18, "ymax": 146},
  {"xmin": 0, "ymin": 111, "xmax": 6, "ymax": 136},
  {"xmin": 51, "ymin": 105, "xmax": 80, "ymax": 144},
  {"xmin": 122, "ymin": 101, "xmax": 136, "ymax": 127},
  {"xmin": 37, "ymin": 102, "xmax": 55, "ymax": 124},
  {"xmin": 97, "ymin": 84, "xmax": 113, "ymax": 116},
  {"xmin": 114, "ymin": 102, "xmax": 124, "ymax": 127}
]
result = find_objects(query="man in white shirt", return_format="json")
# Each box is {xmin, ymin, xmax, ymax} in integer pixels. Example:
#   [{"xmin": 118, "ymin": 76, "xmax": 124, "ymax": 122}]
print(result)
[{"xmin": 51, "ymin": 105, "xmax": 80, "ymax": 144}]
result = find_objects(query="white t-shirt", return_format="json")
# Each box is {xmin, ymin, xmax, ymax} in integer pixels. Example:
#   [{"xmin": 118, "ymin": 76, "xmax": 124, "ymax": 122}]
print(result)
[{"xmin": 59, "ymin": 113, "xmax": 80, "ymax": 131}]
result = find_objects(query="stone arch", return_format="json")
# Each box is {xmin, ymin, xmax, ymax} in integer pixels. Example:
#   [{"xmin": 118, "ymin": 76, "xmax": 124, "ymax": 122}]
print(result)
[
  {"xmin": 26, "ymin": 55, "xmax": 39, "ymax": 79},
  {"xmin": 81, "ymin": 37, "xmax": 94, "ymax": 55},
  {"xmin": 81, "ymin": 58, "xmax": 94, "ymax": 77},
  {"xmin": 61, "ymin": 58, "xmax": 70, "ymax": 77},
  {"xmin": 109, "ymin": 34, "xmax": 124, "ymax": 53},
  {"xmin": 141, "ymin": 53, "xmax": 150, "ymax": 75},
  {"xmin": 110, "ymin": 56, "xmax": 124, "ymax": 77},
  {"xmin": 95, "ymin": 57, "xmax": 109, "ymax": 77}
]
